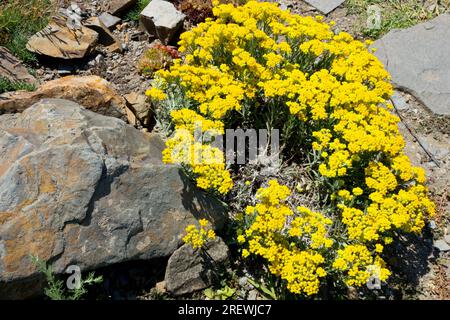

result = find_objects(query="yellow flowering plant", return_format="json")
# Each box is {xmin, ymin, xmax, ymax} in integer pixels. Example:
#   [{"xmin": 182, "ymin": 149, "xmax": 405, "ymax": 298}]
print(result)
[
  {"xmin": 146, "ymin": 1, "xmax": 435, "ymax": 297},
  {"xmin": 237, "ymin": 180, "xmax": 331, "ymax": 296},
  {"xmin": 183, "ymin": 219, "xmax": 217, "ymax": 249}
]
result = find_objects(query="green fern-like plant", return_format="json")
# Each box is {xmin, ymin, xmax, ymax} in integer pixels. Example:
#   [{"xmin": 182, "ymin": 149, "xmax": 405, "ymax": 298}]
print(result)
[{"xmin": 31, "ymin": 255, "xmax": 103, "ymax": 300}]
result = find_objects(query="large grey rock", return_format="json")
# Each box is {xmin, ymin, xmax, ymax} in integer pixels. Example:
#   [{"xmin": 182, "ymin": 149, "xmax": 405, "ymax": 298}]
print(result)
[
  {"xmin": 373, "ymin": 14, "xmax": 450, "ymax": 115},
  {"xmin": 0, "ymin": 47, "xmax": 37, "ymax": 87},
  {"xmin": 165, "ymin": 237, "xmax": 230, "ymax": 296},
  {"xmin": 0, "ymin": 99, "xmax": 227, "ymax": 299},
  {"xmin": 303, "ymin": 0, "xmax": 345, "ymax": 14},
  {"xmin": 140, "ymin": 0, "xmax": 185, "ymax": 45}
]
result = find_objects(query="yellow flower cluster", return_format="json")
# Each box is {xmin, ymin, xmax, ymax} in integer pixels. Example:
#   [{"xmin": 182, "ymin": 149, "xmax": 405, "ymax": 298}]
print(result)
[
  {"xmin": 162, "ymin": 108, "xmax": 233, "ymax": 195},
  {"xmin": 145, "ymin": 87, "xmax": 167, "ymax": 101},
  {"xmin": 148, "ymin": 1, "xmax": 346, "ymax": 195},
  {"xmin": 147, "ymin": 1, "xmax": 435, "ymax": 294},
  {"xmin": 339, "ymin": 183, "xmax": 434, "ymax": 242},
  {"xmin": 240, "ymin": 180, "xmax": 332, "ymax": 295},
  {"xmin": 171, "ymin": 108, "xmax": 224, "ymax": 135},
  {"xmin": 290, "ymin": 206, "xmax": 334, "ymax": 249},
  {"xmin": 150, "ymin": 1, "xmax": 422, "ymax": 199},
  {"xmin": 332, "ymin": 244, "xmax": 391, "ymax": 287},
  {"xmin": 156, "ymin": 62, "xmax": 246, "ymax": 119},
  {"xmin": 183, "ymin": 218, "xmax": 216, "ymax": 249},
  {"xmin": 241, "ymin": 181, "xmax": 397, "ymax": 293}
]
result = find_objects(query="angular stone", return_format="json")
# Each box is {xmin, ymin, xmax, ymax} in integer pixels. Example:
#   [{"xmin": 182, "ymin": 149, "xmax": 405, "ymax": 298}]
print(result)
[
  {"xmin": 99, "ymin": 12, "xmax": 122, "ymax": 30},
  {"xmin": 85, "ymin": 17, "xmax": 123, "ymax": 53},
  {"xmin": 124, "ymin": 92, "xmax": 150, "ymax": 126},
  {"xmin": 140, "ymin": 0, "xmax": 185, "ymax": 45},
  {"xmin": 105, "ymin": 42, "xmax": 123, "ymax": 53},
  {"xmin": 0, "ymin": 76, "xmax": 128, "ymax": 121},
  {"xmin": 155, "ymin": 281, "xmax": 167, "ymax": 294},
  {"xmin": 0, "ymin": 47, "xmax": 37, "ymax": 86},
  {"xmin": 26, "ymin": 20, "xmax": 98, "ymax": 59},
  {"xmin": 106, "ymin": 0, "xmax": 137, "ymax": 15},
  {"xmin": 0, "ymin": 99, "xmax": 227, "ymax": 299},
  {"xmin": 303, "ymin": 0, "xmax": 345, "ymax": 14},
  {"xmin": 434, "ymin": 240, "xmax": 450, "ymax": 252},
  {"xmin": 373, "ymin": 14, "xmax": 450, "ymax": 115},
  {"xmin": 445, "ymin": 234, "xmax": 450, "ymax": 245},
  {"xmin": 165, "ymin": 237, "xmax": 230, "ymax": 296},
  {"xmin": 417, "ymin": 136, "xmax": 450, "ymax": 161},
  {"xmin": 390, "ymin": 90, "xmax": 409, "ymax": 111}
]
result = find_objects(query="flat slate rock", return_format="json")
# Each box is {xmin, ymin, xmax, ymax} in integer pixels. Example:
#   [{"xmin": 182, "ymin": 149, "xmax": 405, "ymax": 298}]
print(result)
[
  {"xmin": 373, "ymin": 14, "xmax": 450, "ymax": 116},
  {"xmin": 0, "ymin": 47, "xmax": 37, "ymax": 86},
  {"xmin": 99, "ymin": 12, "xmax": 122, "ymax": 29},
  {"xmin": 106, "ymin": 0, "xmax": 137, "ymax": 15},
  {"xmin": 303, "ymin": 0, "xmax": 345, "ymax": 14},
  {"xmin": 26, "ymin": 20, "xmax": 98, "ymax": 59},
  {"xmin": 85, "ymin": 16, "xmax": 123, "ymax": 52}
]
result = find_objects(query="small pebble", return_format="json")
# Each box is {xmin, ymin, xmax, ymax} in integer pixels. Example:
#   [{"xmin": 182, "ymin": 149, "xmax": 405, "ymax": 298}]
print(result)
[
  {"xmin": 238, "ymin": 277, "xmax": 248, "ymax": 287},
  {"xmin": 95, "ymin": 54, "xmax": 104, "ymax": 64},
  {"xmin": 247, "ymin": 290, "xmax": 258, "ymax": 300},
  {"xmin": 391, "ymin": 91, "xmax": 409, "ymax": 110},
  {"xmin": 429, "ymin": 220, "xmax": 436, "ymax": 229}
]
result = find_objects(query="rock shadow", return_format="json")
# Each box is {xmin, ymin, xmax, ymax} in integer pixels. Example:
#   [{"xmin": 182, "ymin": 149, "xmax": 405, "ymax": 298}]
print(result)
[
  {"xmin": 178, "ymin": 168, "xmax": 228, "ymax": 229},
  {"xmin": 383, "ymin": 226, "xmax": 435, "ymax": 296}
]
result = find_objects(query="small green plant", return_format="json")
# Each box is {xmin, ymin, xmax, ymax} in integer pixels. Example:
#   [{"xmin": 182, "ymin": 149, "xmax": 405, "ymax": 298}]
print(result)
[
  {"xmin": 204, "ymin": 285, "xmax": 236, "ymax": 300},
  {"xmin": 126, "ymin": 0, "xmax": 151, "ymax": 21},
  {"xmin": 0, "ymin": 76, "xmax": 36, "ymax": 94},
  {"xmin": 0, "ymin": 0, "xmax": 53, "ymax": 63},
  {"xmin": 31, "ymin": 256, "xmax": 103, "ymax": 300},
  {"xmin": 138, "ymin": 44, "xmax": 177, "ymax": 76},
  {"xmin": 347, "ymin": 0, "xmax": 450, "ymax": 38},
  {"xmin": 246, "ymin": 277, "xmax": 278, "ymax": 300}
]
